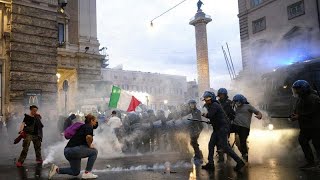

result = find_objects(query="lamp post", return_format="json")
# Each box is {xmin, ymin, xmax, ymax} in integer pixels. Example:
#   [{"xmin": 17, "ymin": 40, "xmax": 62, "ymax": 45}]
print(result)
[
  {"xmin": 63, "ymin": 80, "xmax": 69, "ymax": 115},
  {"xmin": 146, "ymin": 96, "xmax": 149, "ymax": 108}
]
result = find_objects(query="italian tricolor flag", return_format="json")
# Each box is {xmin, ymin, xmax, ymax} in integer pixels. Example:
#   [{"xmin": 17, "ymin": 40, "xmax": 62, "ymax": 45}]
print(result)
[{"xmin": 108, "ymin": 86, "xmax": 141, "ymax": 112}]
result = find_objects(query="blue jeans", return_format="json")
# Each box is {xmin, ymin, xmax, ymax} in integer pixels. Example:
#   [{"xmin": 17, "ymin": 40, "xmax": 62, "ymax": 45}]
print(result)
[
  {"xmin": 208, "ymin": 127, "xmax": 243, "ymax": 164},
  {"xmin": 59, "ymin": 145, "xmax": 98, "ymax": 176}
]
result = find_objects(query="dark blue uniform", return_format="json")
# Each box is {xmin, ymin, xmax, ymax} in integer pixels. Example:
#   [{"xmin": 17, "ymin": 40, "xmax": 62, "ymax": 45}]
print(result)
[
  {"xmin": 294, "ymin": 93, "xmax": 320, "ymax": 164},
  {"xmin": 204, "ymin": 102, "xmax": 243, "ymax": 165}
]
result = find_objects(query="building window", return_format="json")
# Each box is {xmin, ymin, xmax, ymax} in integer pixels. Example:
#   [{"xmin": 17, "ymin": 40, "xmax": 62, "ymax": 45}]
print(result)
[
  {"xmin": 252, "ymin": 17, "xmax": 266, "ymax": 34},
  {"xmin": 58, "ymin": 23, "xmax": 65, "ymax": 46},
  {"xmin": 114, "ymin": 75, "xmax": 118, "ymax": 79},
  {"xmin": 251, "ymin": 0, "xmax": 263, "ymax": 7},
  {"xmin": 287, "ymin": 1, "xmax": 305, "ymax": 20}
]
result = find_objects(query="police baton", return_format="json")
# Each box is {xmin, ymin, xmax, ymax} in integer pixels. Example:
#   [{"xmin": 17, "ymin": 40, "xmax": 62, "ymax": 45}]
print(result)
[
  {"xmin": 187, "ymin": 118, "xmax": 211, "ymax": 124},
  {"xmin": 270, "ymin": 116, "xmax": 291, "ymax": 119}
]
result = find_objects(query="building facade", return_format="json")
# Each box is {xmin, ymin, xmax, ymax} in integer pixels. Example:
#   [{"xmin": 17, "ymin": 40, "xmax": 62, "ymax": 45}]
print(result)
[
  {"xmin": 238, "ymin": 0, "xmax": 320, "ymax": 76},
  {"xmin": 102, "ymin": 68, "xmax": 188, "ymax": 111},
  {"xmin": 56, "ymin": 0, "xmax": 105, "ymax": 114},
  {"xmin": 185, "ymin": 80, "xmax": 199, "ymax": 102},
  {"xmin": 0, "ymin": 0, "xmax": 105, "ymax": 120}
]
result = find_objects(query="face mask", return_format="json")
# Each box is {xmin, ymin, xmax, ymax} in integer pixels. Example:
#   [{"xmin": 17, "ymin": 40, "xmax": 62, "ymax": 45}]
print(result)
[{"xmin": 93, "ymin": 122, "xmax": 99, "ymax": 129}]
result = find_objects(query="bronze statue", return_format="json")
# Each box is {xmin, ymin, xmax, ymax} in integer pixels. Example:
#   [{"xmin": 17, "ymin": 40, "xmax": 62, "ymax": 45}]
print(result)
[{"xmin": 197, "ymin": 0, "xmax": 204, "ymax": 11}]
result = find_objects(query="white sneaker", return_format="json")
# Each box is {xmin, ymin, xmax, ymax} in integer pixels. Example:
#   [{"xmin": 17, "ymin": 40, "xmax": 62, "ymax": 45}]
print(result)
[
  {"xmin": 48, "ymin": 164, "xmax": 58, "ymax": 179},
  {"xmin": 82, "ymin": 172, "xmax": 98, "ymax": 179}
]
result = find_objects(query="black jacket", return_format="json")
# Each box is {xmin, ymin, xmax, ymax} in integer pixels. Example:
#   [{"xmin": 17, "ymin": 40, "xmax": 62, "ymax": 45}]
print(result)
[
  {"xmin": 23, "ymin": 114, "xmax": 43, "ymax": 139},
  {"xmin": 219, "ymin": 98, "xmax": 235, "ymax": 123},
  {"xmin": 294, "ymin": 93, "xmax": 320, "ymax": 129},
  {"xmin": 204, "ymin": 101, "xmax": 228, "ymax": 131}
]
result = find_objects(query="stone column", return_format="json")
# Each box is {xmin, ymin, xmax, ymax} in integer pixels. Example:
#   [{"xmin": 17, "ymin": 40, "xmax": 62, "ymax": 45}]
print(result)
[{"xmin": 190, "ymin": 9, "xmax": 212, "ymax": 98}]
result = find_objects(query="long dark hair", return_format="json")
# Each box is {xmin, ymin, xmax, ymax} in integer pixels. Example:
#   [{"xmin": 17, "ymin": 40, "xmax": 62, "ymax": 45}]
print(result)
[{"xmin": 84, "ymin": 114, "xmax": 96, "ymax": 124}]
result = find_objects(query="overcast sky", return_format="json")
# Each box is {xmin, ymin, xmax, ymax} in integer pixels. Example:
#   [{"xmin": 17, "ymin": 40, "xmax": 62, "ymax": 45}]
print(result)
[{"xmin": 96, "ymin": 0, "xmax": 242, "ymax": 89}]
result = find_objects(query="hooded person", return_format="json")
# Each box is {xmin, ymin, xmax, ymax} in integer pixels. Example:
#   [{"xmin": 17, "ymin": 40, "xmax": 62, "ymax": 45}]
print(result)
[
  {"xmin": 291, "ymin": 80, "xmax": 320, "ymax": 169},
  {"xmin": 201, "ymin": 91, "xmax": 245, "ymax": 172}
]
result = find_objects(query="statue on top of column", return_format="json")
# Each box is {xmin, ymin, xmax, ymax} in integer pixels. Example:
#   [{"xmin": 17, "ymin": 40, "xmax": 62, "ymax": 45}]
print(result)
[{"xmin": 197, "ymin": 0, "xmax": 204, "ymax": 11}]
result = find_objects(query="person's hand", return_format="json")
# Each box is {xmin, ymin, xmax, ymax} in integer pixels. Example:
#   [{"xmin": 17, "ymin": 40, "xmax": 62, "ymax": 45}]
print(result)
[
  {"xmin": 90, "ymin": 144, "xmax": 95, "ymax": 149},
  {"xmin": 19, "ymin": 130, "xmax": 24, "ymax": 134},
  {"xmin": 255, "ymin": 114, "xmax": 262, "ymax": 120},
  {"xmin": 290, "ymin": 114, "xmax": 298, "ymax": 121}
]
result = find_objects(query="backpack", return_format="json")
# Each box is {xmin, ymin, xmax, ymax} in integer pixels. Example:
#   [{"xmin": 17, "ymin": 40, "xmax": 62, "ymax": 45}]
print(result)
[{"xmin": 64, "ymin": 122, "xmax": 84, "ymax": 139}]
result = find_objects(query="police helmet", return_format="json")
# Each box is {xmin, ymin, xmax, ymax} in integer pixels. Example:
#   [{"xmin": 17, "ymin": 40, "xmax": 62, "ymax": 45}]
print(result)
[
  {"xmin": 147, "ymin": 109, "xmax": 154, "ymax": 114},
  {"xmin": 202, "ymin": 91, "xmax": 216, "ymax": 101},
  {"xmin": 188, "ymin": 99, "xmax": 197, "ymax": 104},
  {"xmin": 292, "ymin": 80, "xmax": 311, "ymax": 94},
  {"xmin": 232, "ymin": 94, "xmax": 247, "ymax": 104},
  {"xmin": 217, "ymin": 88, "xmax": 228, "ymax": 95}
]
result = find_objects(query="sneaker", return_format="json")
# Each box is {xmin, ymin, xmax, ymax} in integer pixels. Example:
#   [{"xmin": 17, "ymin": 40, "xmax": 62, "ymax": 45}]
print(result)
[
  {"xmin": 36, "ymin": 159, "xmax": 43, "ymax": 164},
  {"xmin": 16, "ymin": 161, "xmax": 23, "ymax": 167},
  {"xmin": 234, "ymin": 161, "xmax": 245, "ymax": 172},
  {"xmin": 299, "ymin": 163, "xmax": 317, "ymax": 170},
  {"xmin": 202, "ymin": 163, "xmax": 215, "ymax": 171},
  {"xmin": 48, "ymin": 164, "xmax": 58, "ymax": 179},
  {"xmin": 82, "ymin": 172, "xmax": 98, "ymax": 179}
]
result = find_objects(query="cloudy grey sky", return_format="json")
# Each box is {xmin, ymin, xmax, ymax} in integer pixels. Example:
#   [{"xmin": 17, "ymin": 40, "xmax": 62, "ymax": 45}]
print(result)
[{"xmin": 96, "ymin": 0, "xmax": 242, "ymax": 89}]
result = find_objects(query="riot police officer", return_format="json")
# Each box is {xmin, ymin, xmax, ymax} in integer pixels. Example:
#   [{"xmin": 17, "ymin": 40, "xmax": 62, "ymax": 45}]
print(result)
[
  {"xmin": 230, "ymin": 94, "xmax": 262, "ymax": 162},
  {"xmin": 217, "ymin": 88, "xmax": 235, "ymax": 124},
  {"xmin": 291, "ymin": 80, "xmax": 320, "ymax": 169},
  {"xmin": 201, "ymin": 91, "xmax": 245, "ymax": 171},
  {"xmin": 187, "ymin": 99, "xmax": 204, "ymax": 162},
  {"xmin": 217, "ymin": 88, "xmax": 235, "ymax": 162}
]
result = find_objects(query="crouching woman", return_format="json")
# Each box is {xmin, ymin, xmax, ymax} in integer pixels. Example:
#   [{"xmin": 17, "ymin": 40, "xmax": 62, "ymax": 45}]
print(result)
[{"xmin": 49, "ymin": 114, "xmax": 99, "ymax": 179}]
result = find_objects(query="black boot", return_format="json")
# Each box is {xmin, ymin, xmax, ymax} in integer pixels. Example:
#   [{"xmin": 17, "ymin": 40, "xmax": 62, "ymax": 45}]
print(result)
[
  {"xmin": 202, "ymin": 163, "xmax": 215, "ymax": 171},
  {"xmin": 299, "ymin": 163, "xmax": 317, "ymax": 170},
  {"xmin": 234, "ymin": 161, "xmax": 245, "ymax": 172},
  {"xmin": 242, "ymin": 153, "xmax": 248, "ymax": 162}
]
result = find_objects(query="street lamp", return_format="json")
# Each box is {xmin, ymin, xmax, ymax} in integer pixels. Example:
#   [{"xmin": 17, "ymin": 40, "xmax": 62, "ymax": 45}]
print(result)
[
  {"xmin": 56, "ymin": 73, "xmax": 61, "ymax": 82},
  {"xmin": 164, "ymin": 100, "xmax": 168, "ymax": 105},
  {"xmin": 163, "ymin": 100, "xmax": 168, "ymax": 111}
]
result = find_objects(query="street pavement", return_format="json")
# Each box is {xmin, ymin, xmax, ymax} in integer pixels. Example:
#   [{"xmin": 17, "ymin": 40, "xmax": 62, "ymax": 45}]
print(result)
[
  {"xmin": 0, "ymin": 127, "xmax": 320, "ymax": 180},
  {"xmin": 0, "ymin": 152, "xmax": 319, "ymax": 180}
]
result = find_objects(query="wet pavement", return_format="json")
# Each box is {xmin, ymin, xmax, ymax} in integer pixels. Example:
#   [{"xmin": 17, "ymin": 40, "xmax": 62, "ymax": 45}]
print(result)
[
  {"xmin": 0, "ymin": 153, "xmax": 320, "ymax": 180},
  {"xmin": 1, "ymin": 127, "xmax": 320, "ymax": 179}
]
